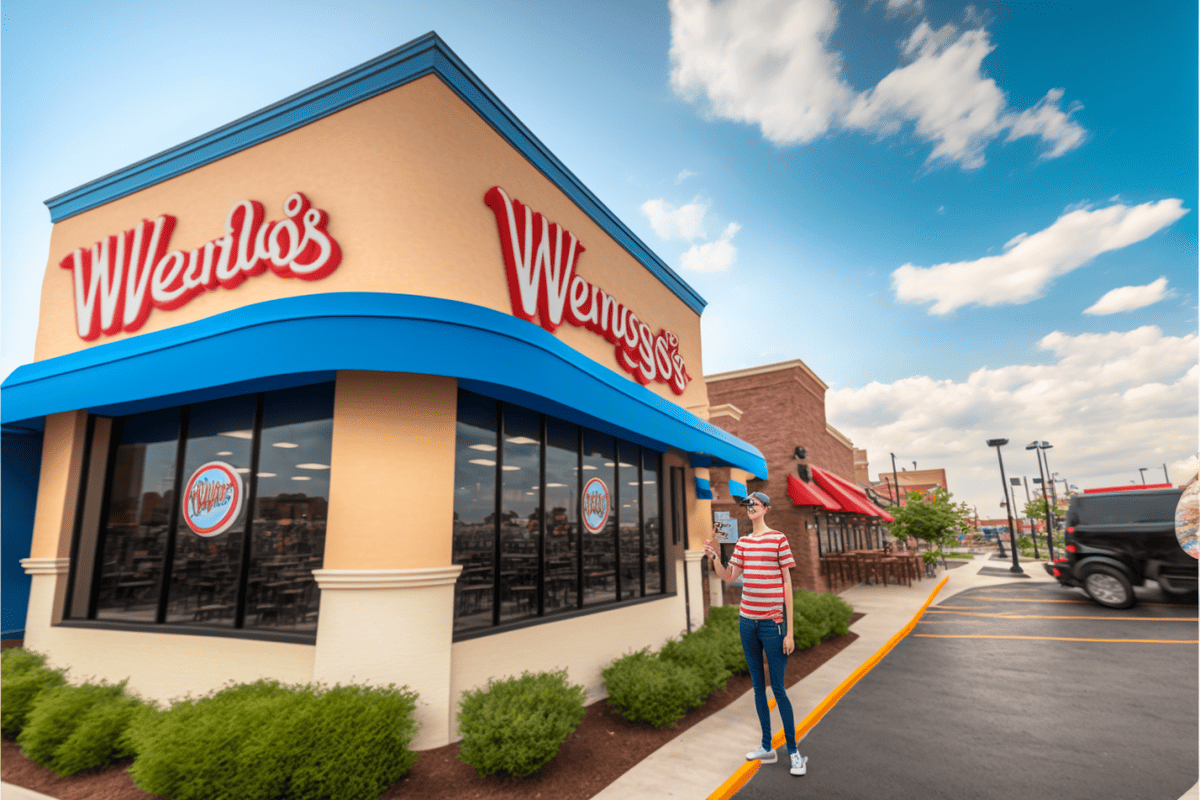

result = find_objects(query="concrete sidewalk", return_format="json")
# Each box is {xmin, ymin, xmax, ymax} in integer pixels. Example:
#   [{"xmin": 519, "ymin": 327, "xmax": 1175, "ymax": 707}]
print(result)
[{"xmin": 591, "ymin": 552, "xmax": 1059, "ymax": 800}]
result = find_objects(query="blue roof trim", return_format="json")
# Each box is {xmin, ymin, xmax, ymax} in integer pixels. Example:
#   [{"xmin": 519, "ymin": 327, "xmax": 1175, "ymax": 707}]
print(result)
[
  {"xmin": 1, "ymin": 293, "xmax": 765, "ymax": 478},
  {"xmin": 43, "ymin": 33, "xmax": 707, "ymax": 316}
]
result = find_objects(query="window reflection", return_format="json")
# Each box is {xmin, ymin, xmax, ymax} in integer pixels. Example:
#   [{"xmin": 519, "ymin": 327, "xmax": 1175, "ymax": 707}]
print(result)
[
  {"xmin": 165, "ymin": 395, "xmax": 255, "ymax": 627},
  {"xmin": 643, "ymin": 452, "xmax": 661, "ymax": 594},
  {"xmin": 544, "ymin": 419, "xmax": 579, "ymax": 616},
  {"xmin": 582, "ymin": 432, "xmax": 616, "ymax": 606},
  {"xmin": 500, "ymin": 406, "xmax": 541, "ymax": 623},
  {"xmin": 244, "ymin": 383, "xmax": 334, "ymax": 633},
  {"xmin": 94, "ymin": 409, "xmax": 181, "ymax": 622},
  {"xmin": 452, "ymin": 392, "xmax": 497, "ymax": 634},
  {"xmin": 617, "ymin": 442, "xmax": 640, "ymax": 600}
]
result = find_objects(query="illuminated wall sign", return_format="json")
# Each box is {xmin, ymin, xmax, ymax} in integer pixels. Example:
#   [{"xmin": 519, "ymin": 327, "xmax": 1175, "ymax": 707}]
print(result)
[
  {"xmin": 60, "ymin": 192, "xmax": 341, "ymax": 341},
  {"xmin": 485, "ymin": 186, "xmax": 692, "ymax": 395},
  {"xmin": 582, "ymin": 477, "xmax": 611, "ymax": 533},
  {"xmin": 183, "ymin": 461, "xmax": 244, "ymax": 537}
]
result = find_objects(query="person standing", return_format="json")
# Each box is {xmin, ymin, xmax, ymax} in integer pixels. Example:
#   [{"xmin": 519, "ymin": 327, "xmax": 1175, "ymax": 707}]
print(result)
[{"xmin": 705, "ymin": 491, "xmax": 806, "ymax": 776}]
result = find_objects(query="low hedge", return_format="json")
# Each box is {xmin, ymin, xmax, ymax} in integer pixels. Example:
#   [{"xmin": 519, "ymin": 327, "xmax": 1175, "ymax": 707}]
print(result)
[
  {"xmin": 125, "ymin": 679, "xmax": 419, "ymax": 800},
  {"xmin": 457, "ymin": 669, "xmax": 586, "ymax": 778},
  {"xmin": 18, "ymin": 679, "xmax": 143, "ymax": 776},
  {"xmin": 602, "ymin": 648, "xmax": 706, "ymax": 727},
  {"xmin": 603, "ymin": 590, "xmax": 854, "ymax": 728},
  {"xmin": 1, "ymin": 649, "xmax": 67, "ymax": 737}
]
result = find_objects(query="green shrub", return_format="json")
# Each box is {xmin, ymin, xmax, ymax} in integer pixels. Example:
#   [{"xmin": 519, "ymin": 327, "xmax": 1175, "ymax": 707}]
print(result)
[
  {"xmin": 659, "ymin": 630, "xmax": 732, "ymax": 696},
  {"xmin": 457, "ymin": 669, "xmax": 586, "ymax": 778},
  {"xmin": 18, "ymin": 680, "xmax": 141, "ymax": 776},
  {"xmin": 1, "ymin": 649, "xmax": 67, "ymax": 737},
  {"xmin": 699, "ymin": 607, "xmax": 748, "ymax": 674},
  {"xmin": 127, "ymin": 679, "xmax": 419, "ymax": 800},
  {"xmin": 602, "ymin": 648, "xmax": 705, "ymax": 728}
]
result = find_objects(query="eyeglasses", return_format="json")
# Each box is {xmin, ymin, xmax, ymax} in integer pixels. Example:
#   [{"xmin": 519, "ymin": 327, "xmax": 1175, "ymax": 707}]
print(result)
[{"xmin": 744, "ymin": 501, "xmax": 762, "ymax": 509}]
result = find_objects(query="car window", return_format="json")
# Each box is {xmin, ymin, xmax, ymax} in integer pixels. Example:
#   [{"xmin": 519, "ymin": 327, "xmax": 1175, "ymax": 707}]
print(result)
[{"xmin": 1077, "ymin": 493, "xmax": 1180, "ymax": 525}]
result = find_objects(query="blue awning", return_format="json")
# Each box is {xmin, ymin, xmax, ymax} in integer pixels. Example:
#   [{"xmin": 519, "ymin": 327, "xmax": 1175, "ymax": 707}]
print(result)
[{"xmin": 2, "ymin": 292, "xmax": 767, "ymax": 478}]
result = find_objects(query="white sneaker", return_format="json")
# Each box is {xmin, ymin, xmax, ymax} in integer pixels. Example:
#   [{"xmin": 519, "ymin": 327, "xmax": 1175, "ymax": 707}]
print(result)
[
  {"xmin": 790, "ymin": 752, "xmax": 808, "ymax": 776},
  {"xmin": 745, "ymin": 746, "xmax": 778, "ymax": 763}
]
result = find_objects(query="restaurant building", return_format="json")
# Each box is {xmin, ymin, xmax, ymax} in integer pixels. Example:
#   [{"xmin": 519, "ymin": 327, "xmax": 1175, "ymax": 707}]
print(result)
[
  {"xmin": 0, "ymin": 33, "xmax": 766, "ymax": 749},
  {"xmin": 702, "ymin": 360, "xmax": 894, "ymax": 599}
]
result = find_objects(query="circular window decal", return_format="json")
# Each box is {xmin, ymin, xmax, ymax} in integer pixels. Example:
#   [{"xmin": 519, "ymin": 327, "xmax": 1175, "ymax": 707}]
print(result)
[
  {"xmin": 582, "ymin": 477, "xmax": 611, "ymax": 533},
  {"xmin": 182, "ymin": 461, "xmax": 244, "ymax": 537}
]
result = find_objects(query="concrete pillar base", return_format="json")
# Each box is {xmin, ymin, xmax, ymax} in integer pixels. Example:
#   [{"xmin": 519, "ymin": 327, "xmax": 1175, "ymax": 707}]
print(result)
[{"xmin": 312, "ymin": 565, "xmax": 462, "ymax": 750}]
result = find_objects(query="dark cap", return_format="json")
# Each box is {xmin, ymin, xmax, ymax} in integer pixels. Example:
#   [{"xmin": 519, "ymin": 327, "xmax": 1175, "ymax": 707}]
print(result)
[{"xmin": 738, "ymin": 491, "xmax": 770, "ymax": 508}]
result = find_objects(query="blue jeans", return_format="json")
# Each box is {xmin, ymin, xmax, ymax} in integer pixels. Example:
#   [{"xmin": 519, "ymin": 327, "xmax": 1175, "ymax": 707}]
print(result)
[{"xmin": 739, "ymin": 615, "xmax": 797, "ymax": 753}]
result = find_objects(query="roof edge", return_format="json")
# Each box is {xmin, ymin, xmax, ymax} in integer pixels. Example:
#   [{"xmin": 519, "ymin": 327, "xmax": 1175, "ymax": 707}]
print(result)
[{"xmin": 43, "ymin": 32, "xmax": 707, "ymax": 316}]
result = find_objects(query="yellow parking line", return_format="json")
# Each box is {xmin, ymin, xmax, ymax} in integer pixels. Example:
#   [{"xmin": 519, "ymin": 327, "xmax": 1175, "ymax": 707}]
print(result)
[
  {"xmin": 914, "ymin": 634, "xmax": 1197, "ymax": 643},
  {"xmin": 927, "ymin": 609, "xmax": 1198, "ymax": 621},
  {"xmin": 965, "ymin": 597, "xmax": 1196, "ymax": 607}
]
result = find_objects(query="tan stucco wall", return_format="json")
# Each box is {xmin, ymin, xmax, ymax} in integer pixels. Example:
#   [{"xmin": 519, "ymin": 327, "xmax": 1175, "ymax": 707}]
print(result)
[
  {"xmin": 28, "ymin": 411, "xmax": 88, "ymax": 561},
  {"xmin": 449, "ymin": 592, "xmax": 688, "ymax": 740},
  {"xmin": 325, "ymin": 371, "xmax": 457, "ymax": 570},
  {"xmin": 35, "ymin": 74, "xmax": 708, "ymax": 413}
]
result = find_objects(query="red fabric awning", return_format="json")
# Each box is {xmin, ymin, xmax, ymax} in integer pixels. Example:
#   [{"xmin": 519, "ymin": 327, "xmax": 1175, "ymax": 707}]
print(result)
[
  {"xmin": 786, "ymin": 474, "xmax": 842, "ymax": 511},
  {"xmin": 811, "ymin": 465, "xmax": 889, "ymax": 519}
]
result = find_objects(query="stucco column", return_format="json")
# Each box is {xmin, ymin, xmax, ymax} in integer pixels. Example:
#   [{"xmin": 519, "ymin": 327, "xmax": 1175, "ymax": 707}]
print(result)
[
  {"xmin": 315, "ymin": 371, "xmax": 461, "ymax": 750},
  {"xmin": 688, "ymin": 466, "xmax": 713, "ymax": 626},
  {"xmin": 22, "ymin": 410, "xmax": 88, "ymax": 645}
]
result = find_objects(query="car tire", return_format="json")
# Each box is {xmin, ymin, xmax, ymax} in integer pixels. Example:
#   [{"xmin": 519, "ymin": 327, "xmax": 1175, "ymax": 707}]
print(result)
[{"xmin": 1083, "ymin": 566, "xmax": 1136, "ymax": 609}]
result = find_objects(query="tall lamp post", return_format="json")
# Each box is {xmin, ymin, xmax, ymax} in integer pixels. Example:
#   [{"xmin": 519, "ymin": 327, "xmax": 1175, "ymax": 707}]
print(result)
[
  {"xmin": 891, "ymin": 453, "xmax": 902, "ymax": 507},
  {"xmin": 1138, "ymin": 468, "xmax": 1147, "ymax": 485},
  {"xmin": 1027, "ymin": 441, "xmax": 1056, "ymax": 560},
  {"xmin": 987, "ymin": 439, "xmax": 1024, "ymax": 574}
]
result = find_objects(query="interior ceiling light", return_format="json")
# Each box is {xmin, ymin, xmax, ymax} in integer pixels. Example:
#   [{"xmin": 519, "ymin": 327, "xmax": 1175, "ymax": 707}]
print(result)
[
  {"xmin": 469, "ymin": 459, "xmax": 497, "ymax": 467},
  {"xmin": 501, "ymin": 465, "xmax": 521, "ymax": 471},
  {"xmin": 291, "ymin": 476, "xmax": 312, "ymax": 481},
  {"xmin": 235, "ymin": 468, "xmax": 251, "ymax": 473},
  {"xmin": 582, "ymin": 465, "xmax": 597, "ymax": 470},
  {"xmin": 216, "ymin": 451, "xmax": 233, "ymax": 456},
  {"xmin": 272, "ymin": 442, "xmax": 299, "ymax": 449},
  {"xmin": 257, "ymin": 473, "xmax": 277, "ymax": 478},
  {"xmin": 219, "ymin": 430, "xmax": 253, "ymax": 439},
  {"xmin": 295, "ymin": 463, "xmax": 331, "ymax": 470},
  {"xmin": 506, "ymin": 436, "xmax": 538, "ymax": 445},
  {"xmin": 545, "ymin": 483, "xmax": 566, "ymax": 488},
  {"xmin": 469, "ymin": 444, "xmax": 498, "ymax": 451}
]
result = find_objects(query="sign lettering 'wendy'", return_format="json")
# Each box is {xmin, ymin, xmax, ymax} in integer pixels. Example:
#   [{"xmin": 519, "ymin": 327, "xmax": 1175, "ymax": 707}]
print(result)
[
  {"xmin": 485, "ymin": 186, "xmax": 692, "ymax": 395},
  {"xmin": 60, "ymin": 193, "xmax": 341, "ymax": 341}
]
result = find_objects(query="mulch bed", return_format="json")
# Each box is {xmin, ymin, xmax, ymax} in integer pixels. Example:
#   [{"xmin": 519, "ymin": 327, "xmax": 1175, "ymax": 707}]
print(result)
[{"xmin": 2, "ymin": 615, "xmax": 861, "ymax": 800}]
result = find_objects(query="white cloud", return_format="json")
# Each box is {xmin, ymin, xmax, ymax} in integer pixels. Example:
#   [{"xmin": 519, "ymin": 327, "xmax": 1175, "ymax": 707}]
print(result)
[
  {"xmin": 1083, "ymin": 277, "xmax": 1173, "ymax": 316},
  {"xmin": 884, "ymin": 0, "xmax": 925, "ymax": 16},
  {"xmin": 641, "ymin": 197, "xmax": 710, "ymax": 241},
  {"xmin": 892, "ymin": 199, "xmax": 1189, "ymax": 314},
  {"xmin": 668, "ymin": 0, "xmax": 1086, "ymax": 169},
  {"xmin": 675, "ymin": 169, "xmax": 698, "ymax": 184},
  {"xmin": 669, "ymin": 0, "xmax": 854, "ymax": 145},
  {"xmin": 682, "ymin": 222, "xmax": 741, "ymax": 272},
  {"xmin": 827, "ymin": 326, "xmax": 1198, "ymax": 516}
]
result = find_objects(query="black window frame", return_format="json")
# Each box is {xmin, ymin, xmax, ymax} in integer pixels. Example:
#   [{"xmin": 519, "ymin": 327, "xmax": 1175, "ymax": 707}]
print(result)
[
  {"xmin": 452, "ymin": 389, "xmax": 670, "ymax": 641},
  {"xmin": 61, "ymin": 382, "xmax": 335, "ymax": 645}
]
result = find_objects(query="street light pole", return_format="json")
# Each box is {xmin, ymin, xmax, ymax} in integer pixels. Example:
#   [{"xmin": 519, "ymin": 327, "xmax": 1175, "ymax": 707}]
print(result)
[
  {"xmin": 891, "ymin": 453, "xmax": 902, "ymax": 508},
  {"xmin": 1139, "ymin": 468, "xmax": 1147, "ymax": 485},
  {"xmin": 987, "ymin": 439, "xmax": 1024, "ymax": 574},
  {"xmin": 1030, "ymin": 441, "xmax": 1057, "ymax": 560},
  {"xmin": 1163, "ymin": 463, "xmax": 1171, "ymax": 484}
]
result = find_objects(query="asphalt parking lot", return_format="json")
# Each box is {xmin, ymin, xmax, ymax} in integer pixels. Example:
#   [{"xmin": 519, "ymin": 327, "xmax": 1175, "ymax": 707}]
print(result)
[{"xmin": 736, "ymin": 581, "xmax": 1199, "ymax": 800}]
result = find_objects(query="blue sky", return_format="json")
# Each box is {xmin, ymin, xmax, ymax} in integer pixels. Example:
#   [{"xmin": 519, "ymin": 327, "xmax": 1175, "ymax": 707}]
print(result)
[{"xmin": 3, "ymin": 0, "xmax": 1196, "ymax": 515}]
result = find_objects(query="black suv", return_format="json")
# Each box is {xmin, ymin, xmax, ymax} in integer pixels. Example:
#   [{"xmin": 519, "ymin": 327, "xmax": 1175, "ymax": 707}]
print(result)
[{"xmin": 1046, "ymin": 488, "xmax": 1197, "ymax": 608}]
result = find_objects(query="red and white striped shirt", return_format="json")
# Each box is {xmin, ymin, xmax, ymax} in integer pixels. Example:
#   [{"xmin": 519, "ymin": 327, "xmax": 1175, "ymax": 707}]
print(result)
[{"xmin": 728, "ymin": 530, "xmax": 795, "ymax": 623}]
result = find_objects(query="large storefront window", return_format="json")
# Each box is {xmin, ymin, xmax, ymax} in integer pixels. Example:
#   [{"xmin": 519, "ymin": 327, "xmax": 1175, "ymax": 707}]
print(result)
[
  {"xmin": 452, "ymin": 389, "xmax": 666, "ymax": 637},
  {"xmin": 66, "ymin": 382, "xmax": 334, "ymax": 641}
]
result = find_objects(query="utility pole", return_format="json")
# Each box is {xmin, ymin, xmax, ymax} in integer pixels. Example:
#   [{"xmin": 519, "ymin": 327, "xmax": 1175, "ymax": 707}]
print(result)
[{"xmin": 891, "ymin": 453, "xmax": 902, "ymax": 508}]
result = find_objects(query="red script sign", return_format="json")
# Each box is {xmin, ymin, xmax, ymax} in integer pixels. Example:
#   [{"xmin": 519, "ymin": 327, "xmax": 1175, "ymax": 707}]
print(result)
[
  {"xmin": 60, "ymin": 193, "xmax": 341, "ymax": 340},
  {"xmin": 485, "ymin": 186, "xmax": 691, "ymax": 395}
]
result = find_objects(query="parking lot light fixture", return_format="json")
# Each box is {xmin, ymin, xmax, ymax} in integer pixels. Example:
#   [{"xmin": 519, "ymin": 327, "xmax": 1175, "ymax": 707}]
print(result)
[
  {"xmin": 1026, "ymin": 440, "xmax": 1057, "ymax": 560},
  {"xmin": 987, "ymin": 438, "xmax": 1024, "ymax": 574}
]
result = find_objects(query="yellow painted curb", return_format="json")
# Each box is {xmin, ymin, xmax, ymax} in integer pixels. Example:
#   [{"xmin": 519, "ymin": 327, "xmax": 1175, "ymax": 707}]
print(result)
[{"xmin": 705, "ymin": 577, "xmax": 949, "ymax": 800}]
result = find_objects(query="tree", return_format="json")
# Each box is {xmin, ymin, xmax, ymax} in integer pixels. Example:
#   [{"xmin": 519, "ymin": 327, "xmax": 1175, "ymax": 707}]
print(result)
[{"xmin": 887, "ymin": 488, "xmax": 974, "ymax": 564}]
